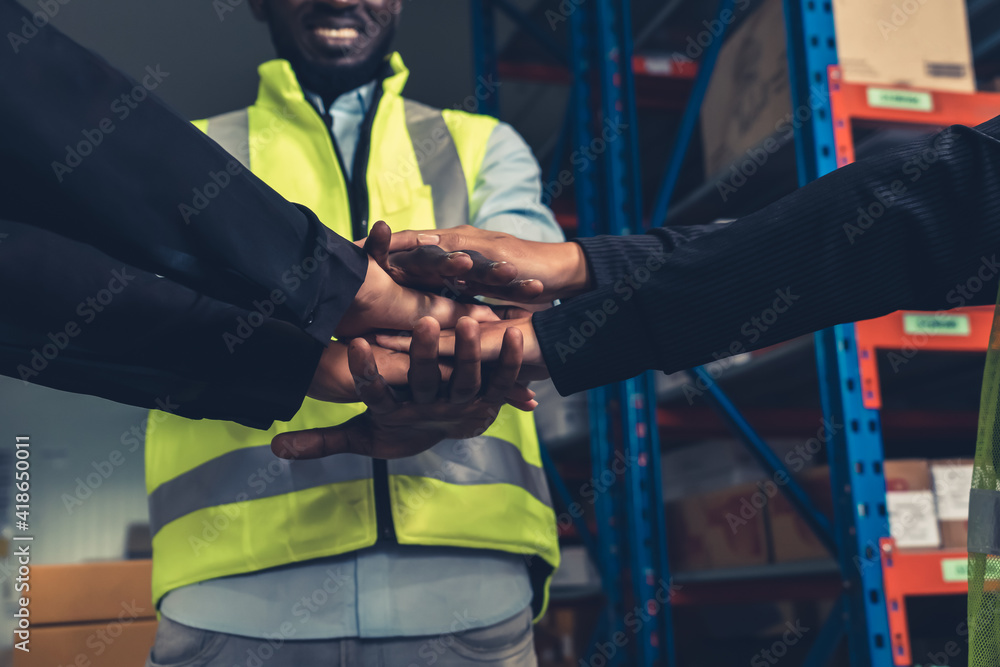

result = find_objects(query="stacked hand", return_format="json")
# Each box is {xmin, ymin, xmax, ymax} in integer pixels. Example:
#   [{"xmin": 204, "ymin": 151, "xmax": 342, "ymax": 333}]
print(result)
[
  {"xmin": 332, "ymin": 252, "xmax": 498, "ymax": 339},
  {"xmin": 375, "ymin": 316, "xmax": 547, "ymax": 383},
  {"xmin": 275, "ymin": 316, "xmax": 532, "ymax": 460},
  {"xmin": 378, "ymin": 223, "xmax": 591, "ymax": 304},
  {"xmin": 289, "ymin": 221, "xmax": 591, "ymax": 460},
  {"xmin": 360, "ymin": 221, "xmax": 550, "ymax": 303}
]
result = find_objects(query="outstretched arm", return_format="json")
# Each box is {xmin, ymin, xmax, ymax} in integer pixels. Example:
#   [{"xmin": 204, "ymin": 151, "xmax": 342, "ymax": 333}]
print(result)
[
  {"xmin": 381, "ymin": 117, "xmax": 1000, "ymax": 395},
  {"xmin": 536, "ymin": 118, "xmax": 1000, "ymax": 393}
]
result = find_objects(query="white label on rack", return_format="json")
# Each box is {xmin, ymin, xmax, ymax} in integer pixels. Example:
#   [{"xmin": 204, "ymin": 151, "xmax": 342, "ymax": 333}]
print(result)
[
  {"xmin": 866, "ymin": 87, "xmax": 934, "ymax": 112},
  {"xmin": 902, "ymin": 313, "xmax": 970, "ymax": 336},
  {"xmin": 942, "ymin": 558, "xmax": 968, "ymax": 583},
  {"xmin": 887, "ymin": 490, "xmax": 941, "ymax": 548},
  {"xmin": 931, "ymin": 463, "xmax": 974, "ymax": 521}
]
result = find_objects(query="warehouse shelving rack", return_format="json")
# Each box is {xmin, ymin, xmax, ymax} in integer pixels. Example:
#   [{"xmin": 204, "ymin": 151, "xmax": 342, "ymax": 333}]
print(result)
[
  {"xmin": 824, "ymin": 67, "xmax": 1000, "ymax": 666},
  {"xmin": 470, "ymin": 1, "xmax": 1000, "ymax": 665}
]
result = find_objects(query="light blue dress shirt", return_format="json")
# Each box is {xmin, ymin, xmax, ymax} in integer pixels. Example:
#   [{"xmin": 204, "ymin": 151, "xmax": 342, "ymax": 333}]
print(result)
[{"xmin": 160, "ymin": 78, "xmax": 562, "ymax": 639}]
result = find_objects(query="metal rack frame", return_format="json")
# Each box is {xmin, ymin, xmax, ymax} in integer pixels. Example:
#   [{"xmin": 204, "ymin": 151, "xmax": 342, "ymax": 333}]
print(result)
[
  {"xmin": 470, "ymin": 1, "xmax": 992, "ymax": 665},
  {"xmin": 826, "ymin": 68, "xmax": 1000, "ymax": 666}
]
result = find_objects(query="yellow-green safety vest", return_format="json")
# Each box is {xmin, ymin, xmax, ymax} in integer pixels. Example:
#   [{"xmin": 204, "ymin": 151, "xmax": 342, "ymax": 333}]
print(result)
[
  {"xmin": 144, "ymin": 53, "xmax": 559, "ymax": 621},
  {"xmin": 969, "ymin": 287, "xmax": 1000, "ymax": 665}
]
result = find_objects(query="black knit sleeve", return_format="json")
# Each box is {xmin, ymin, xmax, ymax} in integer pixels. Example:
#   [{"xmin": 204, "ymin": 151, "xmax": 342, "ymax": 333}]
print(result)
[{"xmin": 537, "ymin": 117, "xmax": 1000, "ymax": 395}]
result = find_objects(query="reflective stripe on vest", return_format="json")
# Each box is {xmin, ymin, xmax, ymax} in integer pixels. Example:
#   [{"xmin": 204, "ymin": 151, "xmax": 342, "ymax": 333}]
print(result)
[
  {"xmin": 388, "ymin": 436, "xmax": 552, "ymax": 509},
  {"xmin": 149, "ymin": 436, "xmax": 551, "ymax": 537},
  {"xmin": 204, "ymin": 109, "xmax": 251, "ymax": 169},
  {"xmin": 402, "ymin": 99, "xmax": 469, "ymax": 229},
  {"xmin": 205, "ymin": 101, "xmax": 469, "ymax": 229},
  {"xmin": 148, "ymin": 449, "xmax": 372, "ymax": 535}
]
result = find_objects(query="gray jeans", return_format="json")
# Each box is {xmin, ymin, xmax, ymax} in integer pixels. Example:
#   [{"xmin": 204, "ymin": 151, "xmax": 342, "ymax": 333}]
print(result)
[{"xmin": 146, "ymin": 607, "xmax": 537, "ymax": 667}]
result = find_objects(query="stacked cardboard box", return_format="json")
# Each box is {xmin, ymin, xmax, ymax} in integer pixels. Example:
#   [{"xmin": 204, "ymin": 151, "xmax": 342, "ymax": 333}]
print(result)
[
  {"xmin": 931, "ymin": 459, "xmax": 974, "ymax": 549},
  {"xmin": 699, "ymin": 0, "xmax": 791, "ymax": 178},
  {"xmin": 15, "ymin": 560, "xmax": 156, "ymax": 667},
  {"xmin": 666, "ymin": 480, "xmax": 771, "ymax": 572},
  {"xmin": 832, "ymin": 0, "xmax": 975, "ymax": 93},
  {"xmin": 885, "ymin": 459, "xmax": 941, "ymax": 549},
  {"xmin": 769, "ymin": 466, "xmax": 833, "ymax": 563},
  {"xmin": 666, "ymin": 457, "xmax": 973, "ymax": 572}
]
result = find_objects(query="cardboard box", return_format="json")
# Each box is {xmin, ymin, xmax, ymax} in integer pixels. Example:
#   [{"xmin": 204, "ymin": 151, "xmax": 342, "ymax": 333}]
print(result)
[
  {"xmin": 666, "ymin": 481, "xmax": 770, "ymax": 572},
  {"xmin": 24, "ymin": 560, "xmax": 154, "ymax": 625},
  {"xmin": 14, "ymin": 561, "xmax": 156, "ymax": 667},
  {"xmin": 939, "ymin": 521, "xmax": 968, "ymax": 550},
  {"xmin": 770, "ymin": 466, "xmax": 835, "ymax": 563},
  {"xmin": 884, "ymin": 458, "xmax": 933, "ymax": 491},
  {"xmin": 699, "ymin": 0, "xmax": 792, "ymax": 177},
  {"xmin": 661, "ymin": 439, "xmax": 767, "ymax": 502},
  {"xmin": 885, "ymin": 459, "xmax": 941, "ymax": 548},
  {"xmin": 771, "ymin": 460, "xmax": 947, "ymax": 559},
  {"xmin": 931, "ymin": 459, "xmax": 974, "ymax": 549},
  {"xmin": 661, "ymin": 438, "xmax": 820, "ymax": 502},
  {"xmin": 14, "ymin": 620, "xmax": 158, "ymax": 667},
  {"xmin": 832, "ymin": 0, "xmax": 975, "ymax": 92}
]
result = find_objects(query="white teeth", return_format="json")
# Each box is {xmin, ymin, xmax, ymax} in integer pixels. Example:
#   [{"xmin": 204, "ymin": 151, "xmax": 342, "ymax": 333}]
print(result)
[{"xmin": 314, "ymin": 27, "xmax": 358, "ymax": 39}]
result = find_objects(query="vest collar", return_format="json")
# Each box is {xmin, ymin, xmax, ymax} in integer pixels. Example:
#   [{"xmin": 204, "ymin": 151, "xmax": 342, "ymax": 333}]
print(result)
[{"xmin": 255, "ymin": 52, "xmax": 410, "ymax": 110}]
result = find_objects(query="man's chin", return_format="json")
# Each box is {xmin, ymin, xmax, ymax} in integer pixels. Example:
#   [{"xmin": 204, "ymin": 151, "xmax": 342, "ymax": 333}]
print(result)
[
  {"xmin": 289, "ymin": 56, "xmax": 384, "ymax": 97},
  {"xmin": 303, "ymin": 39, "xmax": 373, "ymax": 65},
  {"xmin": 311, "ymin": 53, "xmax": 374, "ymax": 71}
]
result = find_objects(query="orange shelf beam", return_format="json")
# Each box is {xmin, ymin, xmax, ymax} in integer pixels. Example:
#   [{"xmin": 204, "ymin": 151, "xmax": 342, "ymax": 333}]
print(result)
[
  {"xmin": 854, "ymin": 307, "xmax": 994, "ymax": 409},
  {"xmin": 879, "ymin": 537, "xmax": 968, "ymax": 666},
  {"xmin": 828, "ymin": 66, "xmax": 1000, "ymax": 167}
]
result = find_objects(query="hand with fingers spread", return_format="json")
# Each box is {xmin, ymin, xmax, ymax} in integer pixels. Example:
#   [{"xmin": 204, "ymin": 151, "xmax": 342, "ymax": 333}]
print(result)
[
  {"xmin": 334, "ymin": 251, "xmax": 500, "ymax": 340},
  {"xmin": 383, "ymin": 224, "xmax": 592, "ymax": 303},
  {"xmin": 376, "ymin": 316, "xmax": 551, "ymax": 383},
  {"xmin": 273, "ymin": 316, "xmax": 534, "ymax": 460}
]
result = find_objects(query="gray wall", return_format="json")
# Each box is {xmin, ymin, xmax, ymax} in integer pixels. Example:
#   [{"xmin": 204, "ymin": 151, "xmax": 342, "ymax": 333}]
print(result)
[
  {"xmin": 0, "ymin": 378, "xmax": 149, "ymax": 564},
  {"xmin": 13, "ymin": 0, "xmax": 561, "ymax": 144}
]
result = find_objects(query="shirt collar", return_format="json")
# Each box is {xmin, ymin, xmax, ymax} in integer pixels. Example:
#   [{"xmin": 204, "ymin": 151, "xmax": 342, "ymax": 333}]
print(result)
[{"xmin": 304, "ymin": 80, "xmax": 377, "ymax": 120}]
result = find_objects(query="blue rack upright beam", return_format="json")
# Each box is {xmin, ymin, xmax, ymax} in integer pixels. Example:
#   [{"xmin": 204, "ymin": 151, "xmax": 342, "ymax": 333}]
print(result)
[
  {"xmin": 782, "ymin": 0, "xmax": 893, "ymax": 665},
  {"xmin": 567, "ymin": 2, "xmax": 630, "ymax": 662},
  {"xmin": 469, "ymin": 0, "xmax": 500, "ymax": 118},
  {"xmin": 467, "ymin": 2, "xmax": 676, "ymax": 664},
  {"xmin": 592, "ymin": 0, "xmax": 675, "ymax": 664}
]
